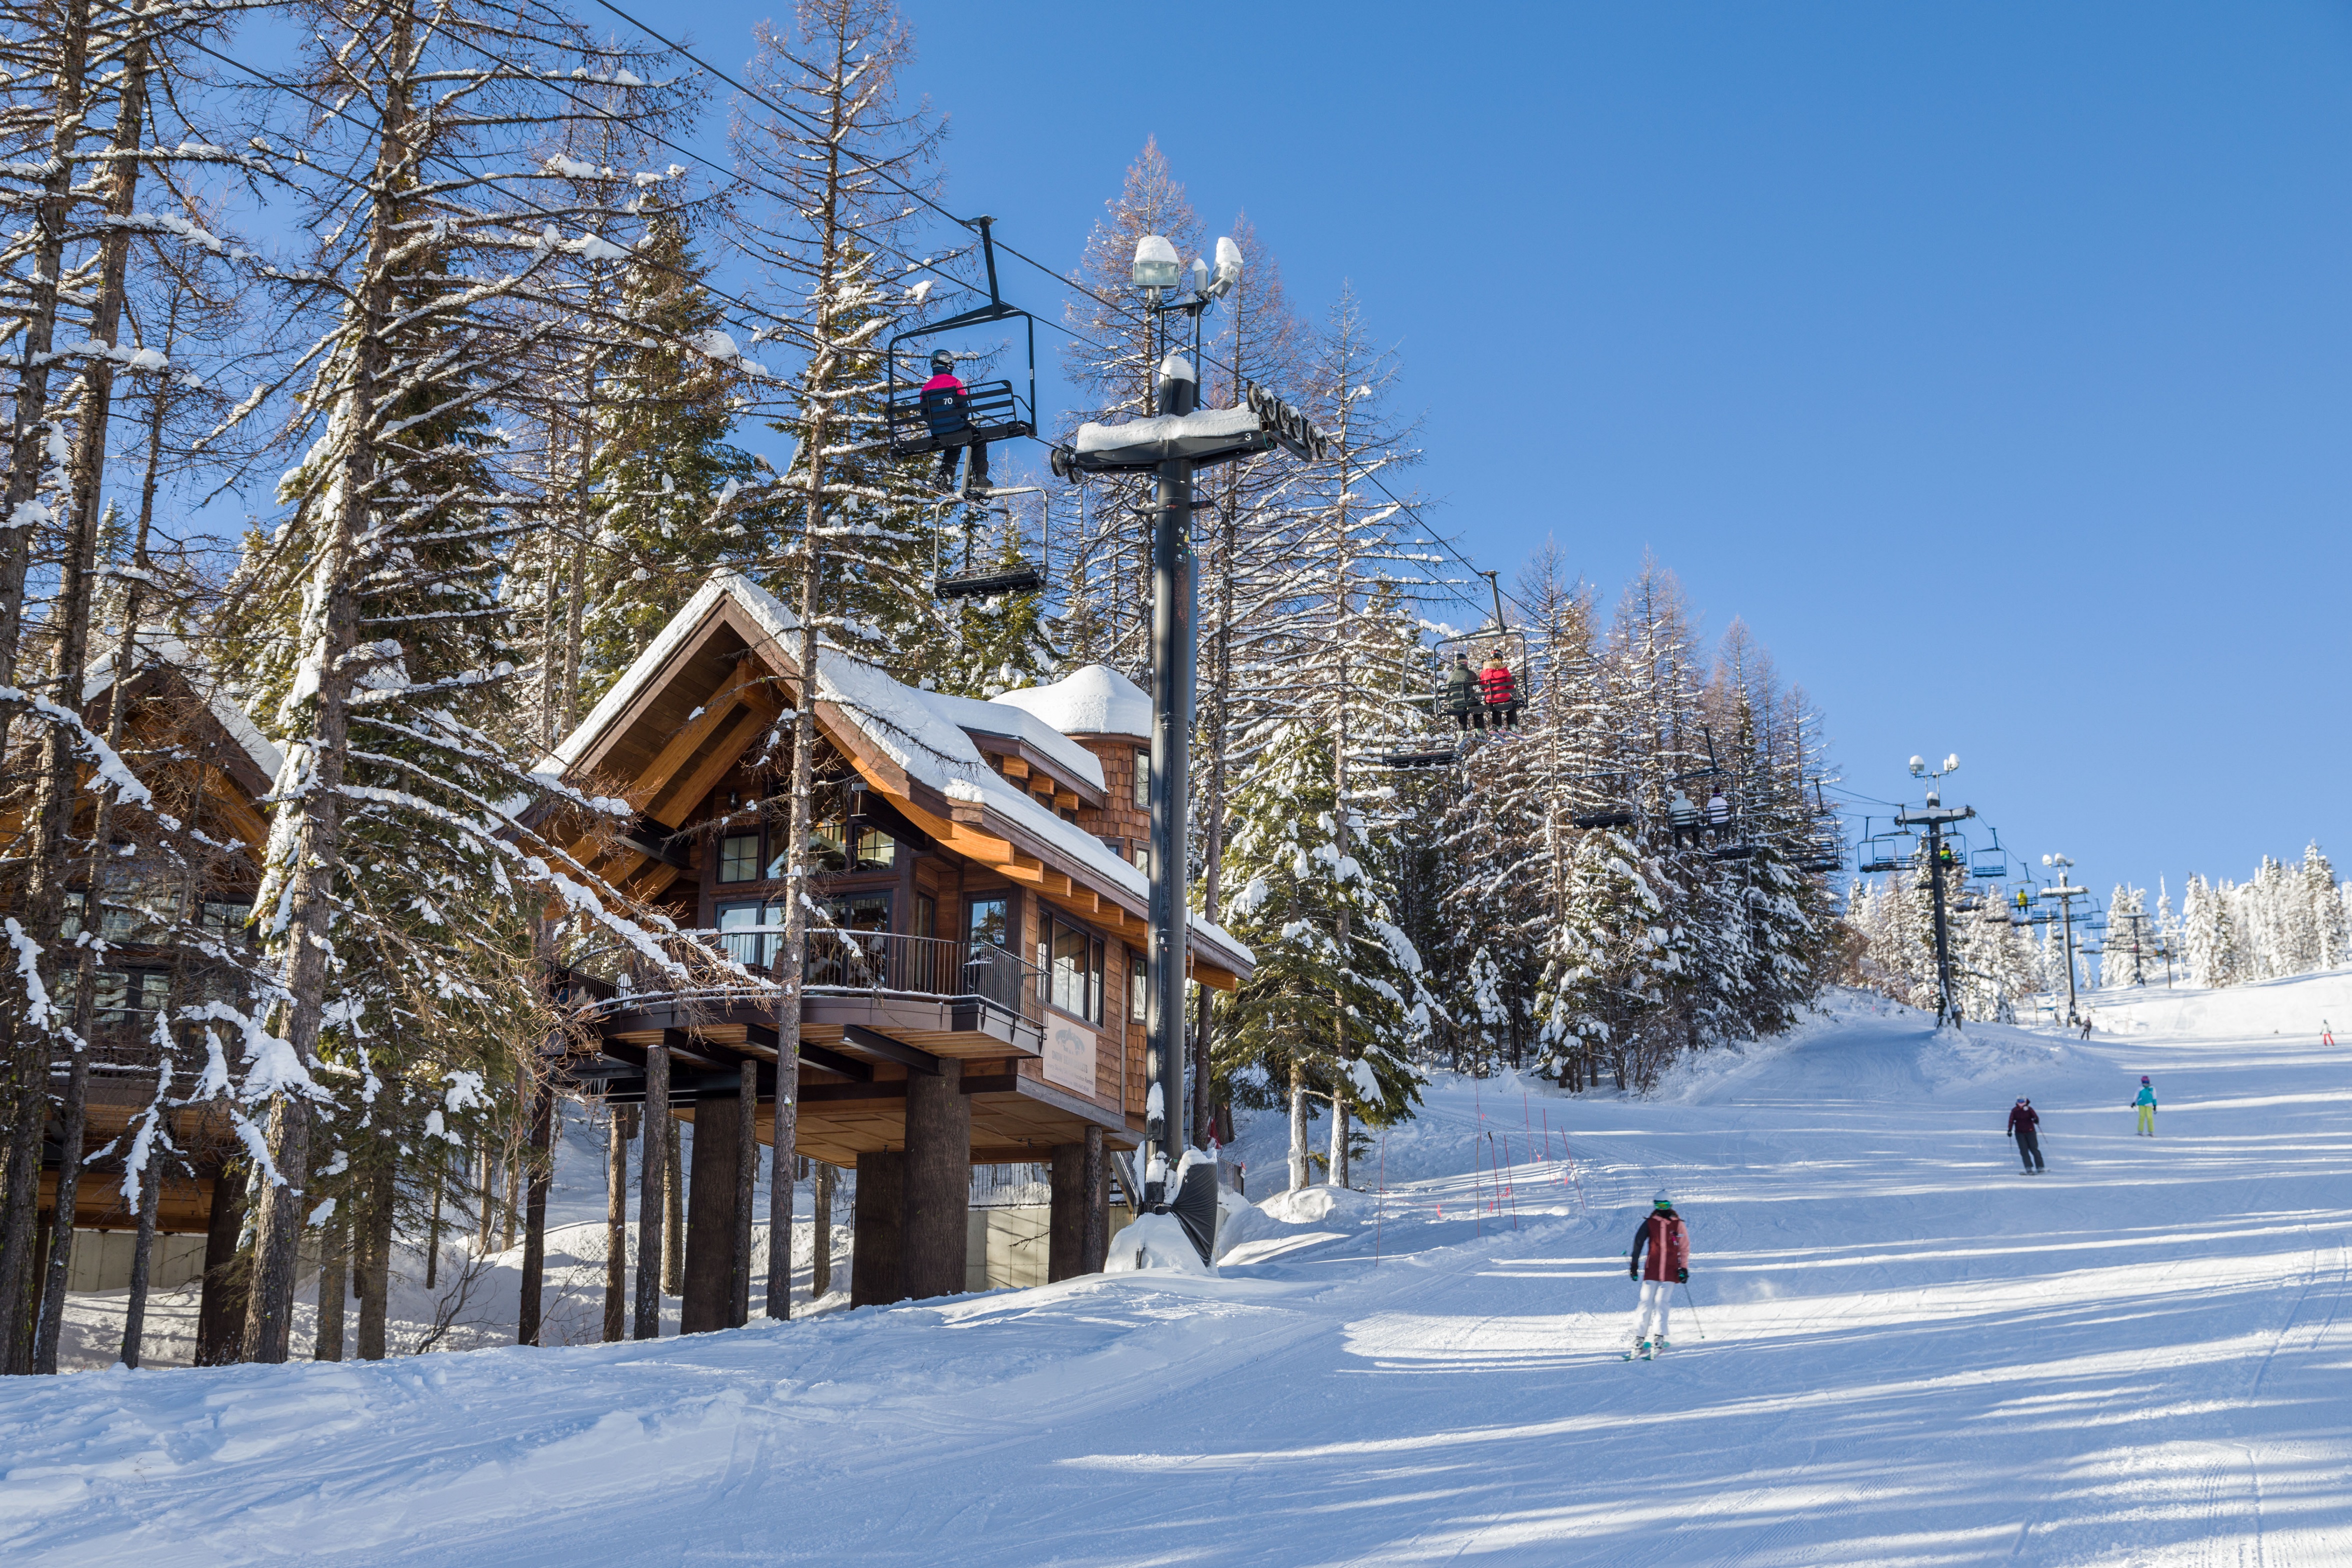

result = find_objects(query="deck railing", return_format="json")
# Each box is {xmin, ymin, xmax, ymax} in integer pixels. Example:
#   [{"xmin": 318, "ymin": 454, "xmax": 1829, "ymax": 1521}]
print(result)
[{"xmin": 588, "ymin": 930, "xmax": 1044, "ymax": 1032}]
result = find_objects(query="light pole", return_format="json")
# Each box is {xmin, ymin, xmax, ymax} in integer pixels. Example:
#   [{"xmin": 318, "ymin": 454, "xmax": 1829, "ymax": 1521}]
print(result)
[
  {"xmin": 1054, "ymin": 234, "xmax": 1324, "ymax": 1210},
  {"xmin": 2040, "ymin": 853, "xmax": 2090, "ymax": 1024},
  {"xmin": 1896, "ymin": 753, "xmax": 1973, "ymax": 1026}
]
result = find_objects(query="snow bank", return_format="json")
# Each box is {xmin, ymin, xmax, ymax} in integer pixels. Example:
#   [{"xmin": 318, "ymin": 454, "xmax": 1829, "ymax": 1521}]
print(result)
[{"xmin": 1102, "ymin": 1210, "xmax": 1210, "ymax": 1274}]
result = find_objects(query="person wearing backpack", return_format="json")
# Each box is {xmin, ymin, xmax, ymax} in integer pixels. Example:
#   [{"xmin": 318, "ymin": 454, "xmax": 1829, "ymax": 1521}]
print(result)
[{"xmin": 1625, "ymin": 1194, "xmax": 1690, "ymax": 1360}]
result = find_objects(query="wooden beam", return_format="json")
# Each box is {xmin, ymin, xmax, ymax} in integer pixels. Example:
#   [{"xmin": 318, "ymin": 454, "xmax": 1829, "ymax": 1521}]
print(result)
[
  {"xmin": 1052, "ymin": 788, "xmax": 1080, "ymax": 811},
  {"xmin": 628, "ymin": 662, "xmax": 759, "ymax": 810},
  {"xmin": 998, "ymin": 756, "xmax": 1030, "ymax": 782},
  {"xmin": 844, "ymin": 1023, "xmax": 942, "ymax": 1076},
  {"xmin": 647, "ymin": 705, "xmax": 772, "ymax": 824}
]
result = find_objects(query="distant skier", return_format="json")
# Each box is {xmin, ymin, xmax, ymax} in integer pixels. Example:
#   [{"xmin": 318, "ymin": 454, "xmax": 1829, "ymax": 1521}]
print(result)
[
  {"xmin": 1624, "ymin": 1194, "xmax": 1690, "ymax": 1360},
  {"xmin": 1443, "ymin": 653, "xmax": 1480, "ymax": 730},
  {"xmin": 2006, "ymin": 1096, "xmax": 2044, "ymax": 1174},
  {"xmin": 2132, "ymin": 1076, "xmax": 2156, "ymax": 1136},
  {"xmin": 2080, "ymin": 1012, "xmax": 2094, "ymax": 1040}
]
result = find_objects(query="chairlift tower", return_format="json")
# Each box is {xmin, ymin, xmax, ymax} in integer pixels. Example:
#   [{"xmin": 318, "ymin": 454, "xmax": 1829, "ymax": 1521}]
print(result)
[
  {"xmin": 2038, "ymin": 853, "xmax": 2092, "ymax": 1024},
  {"xmin": 2112, "ymin": 910, "xmax": 2156, "ymax": 988},
  {"xmin": 1894, "ymin": 753, "xmax": 1974, "ymax": 1026},
  {"xmin": 1052, "ymin": 234, "xmax": 1326, "ymax": 1207}
]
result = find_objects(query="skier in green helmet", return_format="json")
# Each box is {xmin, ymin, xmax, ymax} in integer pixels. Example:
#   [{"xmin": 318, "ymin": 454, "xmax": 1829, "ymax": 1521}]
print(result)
[{"xmin": 1625, "ymin": 1193, "xmax": 1691, "ymax": 1360}]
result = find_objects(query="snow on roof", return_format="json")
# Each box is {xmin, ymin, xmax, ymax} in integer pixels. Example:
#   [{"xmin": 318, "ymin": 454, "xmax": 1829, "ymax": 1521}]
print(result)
[
  {"xmin": 546, "ymin": 570, "xmax": 1249, "ymax": 968},
  {"xmin": 921, "ymin": 688, "xmax": 1104, "ymax": 794},
  {"xmin": 83, "ymin": 629, "xmax": 283, "ymax": 784},
  {"xmin": 990, "ymin": 664, "xmax": 1152, "ymax": 740},
  {"xmin": 1071, "ymin": 405, "xmax": 1261, "ymax": 454}
]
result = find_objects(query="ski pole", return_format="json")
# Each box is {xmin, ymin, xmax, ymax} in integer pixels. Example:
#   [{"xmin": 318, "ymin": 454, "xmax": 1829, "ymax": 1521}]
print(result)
[{"xmin": 1680, "ymin": 1280, "xmax": 1708, "ymax": 1340}]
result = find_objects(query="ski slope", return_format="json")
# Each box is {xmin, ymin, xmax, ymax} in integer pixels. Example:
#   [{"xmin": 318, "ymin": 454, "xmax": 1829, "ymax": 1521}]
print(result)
[{"xmin": 5, "ymin": 978, "xmax": 2350, "ymax": 1566}]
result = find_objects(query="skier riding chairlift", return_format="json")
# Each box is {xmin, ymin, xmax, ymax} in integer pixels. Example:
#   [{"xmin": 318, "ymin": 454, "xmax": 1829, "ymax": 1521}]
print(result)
[
  {"xmin": 1706, "ymin": 792, "xmax": 1731, "ymax": 832},
  {"xmin": 922, "ymin": 349, "xmax": 991, "ymax": 498},
  {"xmin": 1479, "ymin": 652, "xmax": 1519, "ymax": 730},
  {"xmin": 1668, "ymin": 790, "xmax": 1702, "ymax": 843},
  {"xmin": 1442, "ymin": 652, "xmax": 1481, "ymax": 731}
]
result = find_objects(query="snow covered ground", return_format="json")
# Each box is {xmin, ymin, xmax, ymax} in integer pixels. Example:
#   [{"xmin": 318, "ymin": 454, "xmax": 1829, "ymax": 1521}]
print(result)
[{"xmin": 6, "ymin": 976, "xmax": 2350, "ymax": 1566}]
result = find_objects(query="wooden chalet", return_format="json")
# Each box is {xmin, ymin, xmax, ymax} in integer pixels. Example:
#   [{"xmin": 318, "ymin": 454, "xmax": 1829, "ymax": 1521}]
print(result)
[
  {"xmin": 544, "ymin": 571, "xmax": 1252, "ymax": 1322},
  {"xmin": 3, "ymin": 640, "xmax": 278, "ymax": 1360}
]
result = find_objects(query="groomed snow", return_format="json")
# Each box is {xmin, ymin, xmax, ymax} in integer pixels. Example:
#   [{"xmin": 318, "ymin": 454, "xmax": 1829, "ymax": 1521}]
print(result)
[
  {"xmin": 11, "ymin": 978, "xmax": 2348, "ymax": 1565},
  {"xmin": 992, "ymin": 662, "xmax": 1152, "ymax": 740}
]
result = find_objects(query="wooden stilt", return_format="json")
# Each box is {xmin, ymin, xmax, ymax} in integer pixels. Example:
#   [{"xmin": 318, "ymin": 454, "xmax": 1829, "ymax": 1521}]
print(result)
[
  {"xmin": 811, "ymin": 1162, "xmax": 832, "ymax": 1300},
  {"xmin": 1048, "ymin": 1142, "xmax": 1085, "ymax": 1283},
  {"xmin": 517, "ymin": 1078, "xmax": 554, "ymax": 1346},
  {"xmin": 604, "ymin": 1104, "xmax": 632, "ymax": 1342},
  {"xmin": 850, "ymin": 1150, "xmax": 904, "ymax": 1307},
  {"xmin": 1082, "ymin": 1125, "xmax": 1108, "ymax": 1275},
  {"xmin": 733, "ymin": 1060, "xmax": 756, "ymax": 1328},
  {"xmin": 682, "ymin": 1091, "xmax": 738, "ymax": 1334},
  {"xmin": 661, "ymin": 1114, "xmax": 684, "ymax": 1296},
  {"xmin": 632, "ymin": 1041, "xmax": 670, "ymax": 1340},
  {"xmin": 900, "ymin": 1060, "xmax": 970, "ymax": 1301}
]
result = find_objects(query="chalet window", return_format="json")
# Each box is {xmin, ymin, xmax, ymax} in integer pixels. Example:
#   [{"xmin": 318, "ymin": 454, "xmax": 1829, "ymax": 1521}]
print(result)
[
  {"xmin": 716, "ymin": 899, "xmax": 778, "ymax": 968},
  {"xmin": 820, "ymin": 892, "xmax": 892, "ymax": 932},
  {"xmin": 854, "ymin": 825, "xmax": 896, "ymax": 872},
  {"xmin": 94, "ymin": 968, "xmax": 170, "ymax": 1027},
  {"xmin": 1129, "ymin": 948, "xmax": 1148, "ymax": 1022},
  {"xmin": 966, "ymin": 895, "xmax": 1011, "ymax": 951},
  {"xmin": 198, "ymin": 900, "xmax": 250, "ymax": 941},
  {"xmin": 1042, "ymin": 913, "xmax": 1104, "ymax": 1024},
  {"xmin": 914, "ymin": 893, "xmax": 936, "ymax": 940},
  {"xmin": 1132, "ymin": 843, "xmax": 1150, "ymax": 874},
  {"xmin": 718, "ymin": 833, "xmax": 762, "ymax": 884},
  {"xmin": 1132, "ymin": 750, "xmax": 1150, "ymax": 810}
]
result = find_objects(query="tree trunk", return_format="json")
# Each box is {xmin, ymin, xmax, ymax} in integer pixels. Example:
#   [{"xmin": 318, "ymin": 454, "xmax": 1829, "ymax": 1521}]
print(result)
[
  {"xmin": 194, "ymin": 1165, "xmax": 248, "ymax": 1366},
  {"xmin": 810, "ymin": 1162, "xmax": 832, "ymax": 1298},
  {"xmin": 764, "ymin": 1050, "xmax": 797, "ymax": 1320},
  {"xmin": 516, "ymin": 1080, "xmax": 553, "ymax": 1345},
  {"xmin": 661, "ymin": 1114, "xmax": 684, "ymax": 1296},
  {"xmin": 30, "ymin": 1044, "xmax": 88, "ymax": 1372},
  {"xmin": 423, "ymin": 1162, "xmax": 442, "ymax": 1290},
  {"xmin": 314, "ymin": 1214, "xmax": 348, "ymax": 1362},
  {"xmin": 604, "ymin": 1104, "xmax": 631, "ymax": 1342},
  {"xmin": 632, "ymin": 1042, "xmax": 668, "ymax": 1339},
  {"xmin": 120, "ymin": 1144, "xmax": 164, "ymax": 1368},
  {"xmin": 356, "ymin": 1166, "xmax": 396, "ymax": 1361},
  {"xmin": 1288, "ymin": 1064, "xmax": 1310, "ymax": 1191},
  {"xmin": 1328, "ymin": 1096, "xmax": 1350, "ymax": 1190},
  {"xmin": 474, "ymin": 1140, "xmax": 494, "ymax": 1254}
]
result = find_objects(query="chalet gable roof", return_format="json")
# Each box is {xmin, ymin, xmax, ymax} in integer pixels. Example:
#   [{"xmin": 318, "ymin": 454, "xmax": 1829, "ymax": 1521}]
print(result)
[{"xmin": 544, "ymin": 570, "xmax": 1252, "ymax": 978}]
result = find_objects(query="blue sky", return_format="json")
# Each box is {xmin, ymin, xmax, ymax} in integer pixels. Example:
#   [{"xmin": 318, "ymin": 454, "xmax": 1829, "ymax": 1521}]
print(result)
[{"xmin": 614, "ymin": 4, "xmax": 2352, "ymax": 910}]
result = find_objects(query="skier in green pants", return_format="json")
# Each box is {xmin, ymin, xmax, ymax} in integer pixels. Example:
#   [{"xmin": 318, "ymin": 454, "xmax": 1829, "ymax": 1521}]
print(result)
[{"xmin": 2132, "ymin": 1076, "xmax": 2157, "ymax": 1136}]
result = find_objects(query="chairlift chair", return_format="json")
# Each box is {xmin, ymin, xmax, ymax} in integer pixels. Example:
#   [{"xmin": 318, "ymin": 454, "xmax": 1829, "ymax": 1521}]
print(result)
[
  {"xmin": 1858, "ymin": 822, "xmax": 1918, "ymax": 874},
  {"xmin": 1432, "ymin": 626, "xmax": 1531, "ymax": 733},
  {"xmin": 930, "ymin": 486, "xmax": 1050, "ymax": 600},
  {"xmin": 884, "ymin": 217, "xmax": 1038, "ymax": 464},
  {"xmin": 1970, "ymin": 828, "xmax": 2010, "ymax": 881}
]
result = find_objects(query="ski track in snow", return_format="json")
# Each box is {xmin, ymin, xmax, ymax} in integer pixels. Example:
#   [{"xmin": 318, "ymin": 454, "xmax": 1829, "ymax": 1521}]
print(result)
[{"xmin": 7, "ymin": 980, "xmax": 2352, "ymax": 1565}]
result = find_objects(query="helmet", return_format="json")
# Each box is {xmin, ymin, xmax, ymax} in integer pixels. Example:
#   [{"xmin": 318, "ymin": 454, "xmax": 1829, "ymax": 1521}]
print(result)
[
  {"xmin": 1652, "ymin": 1192, "xmax": 1674, "ymax": 1210},
  {"xmin": 929, "ymin": 348, "xmax": 954, "ymax": 373},
  {"xmin": 2141, "ymin": 1076, "xmax": 2150, "ymax": 1084}
]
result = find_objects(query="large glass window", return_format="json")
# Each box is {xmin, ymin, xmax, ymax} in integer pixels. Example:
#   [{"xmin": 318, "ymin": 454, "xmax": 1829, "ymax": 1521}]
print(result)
[
  {"xmin": 1042, "ymin": 913, "xmax": 1104, "ymax": 1024},
  {"xmin": 198, "ymin": 900, "xmax": 250, "ymax": 942},
  {"xmin": 854, "ymin": 826, "xmax": 895, "ymax": 872},
  {"xmin": 718, "ymin": 833, "xmax": 761, "ymax": 884},
  {"xmin": 94, "ymin": 969, "xmax": 170, "ymax": 1028},
  {"xmin": 1132, "ymin": 750, "xmax": 1150, "ymax": 811},
  {"xmin": 1130, "ymin": 948, "xmax": 1148, "ymax": 1022}
]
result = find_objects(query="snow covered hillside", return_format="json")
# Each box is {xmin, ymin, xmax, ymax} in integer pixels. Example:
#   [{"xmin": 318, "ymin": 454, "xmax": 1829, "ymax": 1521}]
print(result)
[{"xmin": 6, "ymin": 979, "xmax": 2350, "ymax": 1566}]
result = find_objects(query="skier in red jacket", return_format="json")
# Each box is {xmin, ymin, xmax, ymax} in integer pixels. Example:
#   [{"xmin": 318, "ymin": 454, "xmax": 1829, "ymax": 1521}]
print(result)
[
  {"xmin": 2006, "ymin": 1096, "xmax": 2044, "ymax": 1174},
  {"xmin": 920, "ymin": 349, "xmax": 990, "ymax": 496},
  {"xmin": 1478, "ymin": 653, "xmax": 1518, "ymax": 729},
  {"xmin": 1626, "ymin": 1194, "xmax": 1690, "ymax": 1359}
]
